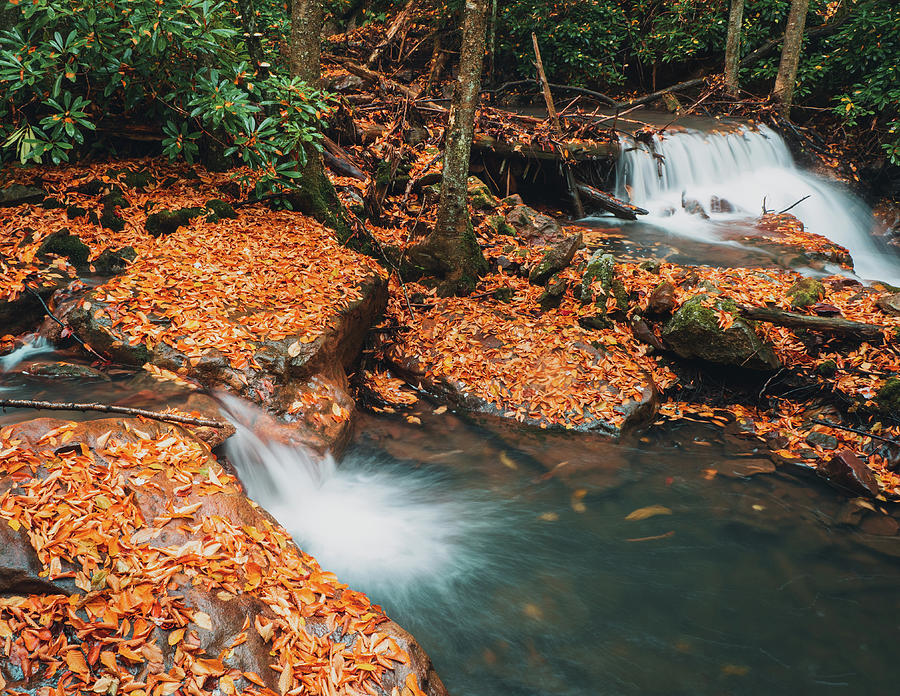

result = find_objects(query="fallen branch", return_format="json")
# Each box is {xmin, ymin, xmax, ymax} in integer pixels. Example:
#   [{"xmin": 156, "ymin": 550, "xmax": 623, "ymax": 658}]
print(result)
[
  {"xmin": 484, "ymin": 78, "xmax": 618, "ymax": 107},
  {"xmin": 321, "ymin": 136, "xmax": 367, "ymax": 180},
  {"xmin": 0, "ymin": 398, "xmax": 228, "ymax": 429},
  {"xmin": 23, "ymin": 283, "xmax": 108, "ymax": 363},
  {"xmin": 576, "ymin": 182, "xmax": 648, "ymax": 220},
  {"xmin": 366, "ymin": 0, "xmax": 418, "ymax": 67},
  {"xmin": 813, "ymin": 419, "xmax": 900, "ymax": 446},
  {"xmin": 737, "ymin": 304, "xmax": 885, "ymax": 341},
  {"xmin": 777, "ymin": 195, "xmax": 811, "ymax": 215}
]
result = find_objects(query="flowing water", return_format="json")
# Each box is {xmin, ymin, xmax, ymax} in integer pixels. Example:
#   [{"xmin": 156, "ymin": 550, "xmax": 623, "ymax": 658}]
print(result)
[{"xmin": 593, "ymin": 124, "xmax": 900, "ymax": 284}]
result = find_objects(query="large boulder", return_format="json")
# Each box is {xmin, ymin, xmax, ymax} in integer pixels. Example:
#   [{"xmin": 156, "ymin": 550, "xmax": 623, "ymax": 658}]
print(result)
[
  {"xmin": 528, "ymin": 232, "xmax": 582, "ymax": 285},
  {"xmin": 817, "ymin": 449, "xmax": 879, "ymax": 497},
  {"xmin": 0, "ymin": 184, "xmax": 45, "ymax": 207},
  {"xmin": 505, "ymin": 204, "xmax": 565, "ymax": 244},
  {"xmin": 662, "ymin": 294, "xmax": 781, "ymax": 370},
  {"xmin": 0, "ymin": 417, "xmax": 447, "ymax": 696}
]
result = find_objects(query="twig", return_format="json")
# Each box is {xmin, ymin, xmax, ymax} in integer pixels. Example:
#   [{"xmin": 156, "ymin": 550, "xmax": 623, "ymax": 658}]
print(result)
[
  {"xmin": 0, "ymin": 399, "xmax": 228, "ymax": 429},
  {"xmin": 777, "ymin": 195, "xmax": 811, "ymax": 215},
  {"xmin": 813, "ymin": 419, "xmax": 900, "ymax": 446},
  {"xmin": 23, "ymin": 283, "xmax": 108, "ymax": 363}
]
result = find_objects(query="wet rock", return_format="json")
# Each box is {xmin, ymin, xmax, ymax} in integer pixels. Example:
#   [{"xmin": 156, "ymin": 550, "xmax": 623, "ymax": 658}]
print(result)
[
  {"xmin": 859, "ymin": 514, "xmax": 899, "ymax": 536},
  {"xmin": 538, "ymin": 273, "xmax": 567, "ymax": 311},
  {"xmin": 145, "ymin": 206, "xmax": 206, "ymax": 236},
  {"xmin": 506, "ymin": 204, "xmax": 564, "ymax": 244},
  {"xmin": 817, "ymin": 450, "xmax": 879, "ymax": 497},
  {"xmin": 630, "ymin": 317, "xmax": 664, "ymax": 350},
  {"xmin": 501, "ymin": 194, "xmax": 524, "ymax": 207},
  {"xmin": 647, "ymin": 281, "xmax": 676, "ymax": 315},
  {"xmin": 484, "ymin": 214, "xmax": 517, "ymax": 236},
  {"xmin": 717, "ymin": 458, "xmax": 776, "ymax": 478},
  {"xmin": 25, "ymin": 361, "xmax": 110, "ymax": 380},
  {"xmin": 710, "ymin": 196, "xmax": 734, "ymax": 213},
  {"xmin": 579, "ymin": 251, "xmax": 628, "ymax": 312},
  {"xmin": 876, "ymin": 292, "xmax": 900, "ymax": 317},
  {"xmin": 72, "ymin": 178, "xmax": 106, "ymax": 195},
  {"xmin": 806, "ymin": 431, "xmax": 839, "ymax": 450},
  {"xmin": 786, "ymin": 277, "xmax": 825, "ymax": 309},
  {"xmin": 0, "ymin": 183, "xmax": 45, "ymax": 206},
  {"xmin": 93, "ymin": 245, "xmax": 137, "ymax": 274},
  {"xmin": 662, "ymin": 294, "xmax": 781, "ymax": 370},
  {"xmin": 529, "ymin": 232, "xmax": 582, "ymax": 286},
  {"xmin": 682, "ymin": 197, "xmax": 709, "ymax": 218},
  {"xmin": 467, "ymin": 176, "xmax": 500, "ymax": 210},
  {"xmin": 0, "ymin": 417, "xmax": 447, "ymax": 696},
  {"xmin": 36, "ymin": 229, "xmax": 90, "ymax": 269},
  {"xmin": 875, "ymin": 377, "xmax": 900, "ymax": 416}
]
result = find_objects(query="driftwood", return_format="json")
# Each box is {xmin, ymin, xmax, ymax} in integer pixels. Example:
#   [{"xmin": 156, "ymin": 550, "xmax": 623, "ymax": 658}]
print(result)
[
  {"xmin": 576, "ymin": 183, "xmax": 648, "ymax": 220},
  {"xmin": 532, "ymin": 33, "xmax": 584, "ymax": 218},
  {"xmin": 0, "ymin": 399, "xmax": 228, "ymax": 429},
  {"xmin": 737, "ymin": 305, "xmax": 886, "ymax": 341},
  {"xmin": 366, "ymin": 0, "xmax": 418, "ymax": 66}
]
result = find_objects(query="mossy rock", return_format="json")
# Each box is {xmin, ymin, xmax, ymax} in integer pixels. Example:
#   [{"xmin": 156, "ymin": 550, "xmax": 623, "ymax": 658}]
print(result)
[
  {"xmin": 40, "ymin": 197, "xmax": 66, "ymax": 210},
  {"xmin": 36, "ymin": 230, "xmax": 90, "ymax": 269},
  {"xmin": 816, "ymin": 359, "xmax": 838, "ymax": 377},
  {"xmin": 145, "ymin": 207, "xmax": 205, "ymax": 237},
  {"xmin": 538, "ymin": 273, "xmax": 567, "ymax": 311},
  {"xmin": 204, "ymin": 198, "xmax": 238, "ymax": 222},
  {"xmin": 662, "ymin": 294, "xmax": 781, "ymax": 370},
  {"xmin": 94, "ymin": 246, "xmax": 137, "ymax": 275},
  {"xmin": 106, "ymin": 168, "xmax": 156, "ymax": 189},
  {"xmin": 580, "ymin": 251, "xmax": 628, "ymax": 312},
  {"xmin": 787, "ymin": 277, "xmax": 825, "ymax": 309},
  {"xmin": 484, "ymin": 215, "xmax": 516, "ymax": 236},
  {"xmin": 66, "ymin": 205, "xmax": 87, "ymax": 220},
  {"xmin": 467, "ymin": 176, "xmax": 500, "ymax": 210},
  {"xmin": 101, "ymin": 188, "xmax": 129, "ymax": 210},
  {"xmin": 528, "ymin": 233, "xmax": 582, "ymax": 286},
  {"xmin": 72, "ymin": 179, "xmax": 106, "ymax": 195},
  {"xmin": 876, "ymin": 377, "xmax": 900, "ymax": 416}
]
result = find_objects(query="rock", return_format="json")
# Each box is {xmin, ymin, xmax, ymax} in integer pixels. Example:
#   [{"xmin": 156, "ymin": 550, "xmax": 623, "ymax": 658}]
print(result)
[
  {"xmin": 538, "ymin": 273, "xmax": 567, "ymax": 311},
  {"xmin": 876, "ymin": 292, "xmax": 900, "ymax": 316},
  {"xmin": 204, "ymin": 198, "xmax": 238, "ymax": 221},
  {"xmin": 0, "ymin": 417, "xmax": 448, "ymax": 696},
  {"xmin": 505, "ymin": 204, "xmax": 564, "ymax": 244},
  {"xmin": 25, "ymin": 361, "xmax": 111, "ymax": 380},
  {"xmin": 467, "ymin": 176, "xmax": 500, "ymax": 209},
  {"xmin": 647, "ymin": 281, "xmax": 676, "ymax": 315},
  {"xmin": 876, "ymin": 377, "xmax": 900, "ymax": 415},
  {"xmin": 0, "ymin": 183, "xmax": 45, "ymax": 207},
  {"xmin": 818, "ymin": 450, "xmax": 879, "ymax": 497},
  {"xmin": 529, "ymin": 232, "xmax": 582, "ymax": 285},
  {"xmin": 579, "ymin": 251, "xmax": 628, "ymax": 312},
  {"xmin": 717, "ymin": 458, "xmax": 776, "ymax": 478},
  {"xmin": 72, "ymin": 178, "xmax": 106, "ymax": 195},
  {"xmin": 145, "ymin": 206, "xmax": 206, "ymax": 236},
  {"xmin": 484, "ymin": 214, "xmax": 517, "ymax": 236},
  {"xmin": 710, "ymin": 196, "xmax": 734, "ymax": 213},
  {"xmin": 816, "ymin": 359, "xmax": 838, "ymax": 377},
  {"xmin": 630, "ymin": 317, "xmax": 664, "ymax": 350},
  {"xmin": 682, "ymin": 197, "xmax": 709, "ymax": 218},
  {"xmin": 93, "ymin": 245, "xmax": 137, "ymax": 274},
  {"xmin": 786, "ymin": 277, "xmax": 825, "ymax": 309},
  {"xmin": 805, "ymin": 431, "xmax": 839, "ymax": 450},
  {"xmin": 859, "ymin": 514, "xmax": 899, "ymax": 536},
  {"xmin": 501, "ymin": 194, "xmax": 524, "ymax": 207},
  {"xmin": 36, "ymin": 229, "xmax": 90, "ymax": 269},
  {"xmin": 107, "ymin": 168, "xmax": 156, "ymax": 189},
  {"xmin": 662, "ymin": 294, "xmax": 781, "ymax": 370}
]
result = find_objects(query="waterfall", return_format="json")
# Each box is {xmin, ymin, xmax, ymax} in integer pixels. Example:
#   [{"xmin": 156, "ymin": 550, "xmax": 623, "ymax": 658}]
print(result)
[
  {"xmin": 0, "ymin": 336, "xmax": 53, "ymax": 371},
  {"xmin": 613, "ymin": 124, "xmax": 899, "ymax": 284},
  {"xmin": 219, "ymin": 396, "xmax": 496, "ymax": 605}
]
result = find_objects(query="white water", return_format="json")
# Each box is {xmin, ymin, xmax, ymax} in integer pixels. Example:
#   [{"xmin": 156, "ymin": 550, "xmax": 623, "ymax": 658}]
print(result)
[
  {"xmin": 613, "ymin": 124, "xmax": 899, "ymax": 284},
  {"xmin": 0, "ymin": 336, "xmax": 53, "ymax": 371},
  {"xmin": 221, "ymin": 397, "xmax": 497, "ymax": 604}
]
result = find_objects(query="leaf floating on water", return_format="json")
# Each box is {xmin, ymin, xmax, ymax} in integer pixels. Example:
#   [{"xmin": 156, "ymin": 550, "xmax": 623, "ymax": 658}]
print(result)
[
  {"xmin": 702, "ymin": 468, "xmax": 718, "ymax": 480},
  {"xmin": 432, "ymin": 405, "xmax": 447, "ymax": 414},
  {"xmin": 625, "ymin": 505, "xmax": 672, "ymax": 521},
  {"xmin": 751, "ymin": 504, "xmax": 765, "ymax": 511},
  {"xmin": 626, "ymin": 530, "xmax": 675, "ymax": 543},
  {"xmin": 721, "ymin": 664, "xmax": 750, "ymax": 676},
  {"xmin": 538, "ymin": 512, "xmax": 559, "ymax": 522},
  {"xmin": 499, "ymin": 451, "xmax": 517, "ymax": 469}
]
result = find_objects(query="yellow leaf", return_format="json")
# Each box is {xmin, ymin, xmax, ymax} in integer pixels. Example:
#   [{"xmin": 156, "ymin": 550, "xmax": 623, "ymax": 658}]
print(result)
[
  {"xmin": 625, "ymin": 505, "xmax": 672, "ymax": 521},
  {"xmin": 287, "ymin": 341, "xmax": 302, "ymax": 357},
  {"xmin": 192, "ymin": 611, "xmax": 213, "ymax": 631},
  {"xmin": 278, "ymin": 663, "xmax": 292, "ymax": 695}
]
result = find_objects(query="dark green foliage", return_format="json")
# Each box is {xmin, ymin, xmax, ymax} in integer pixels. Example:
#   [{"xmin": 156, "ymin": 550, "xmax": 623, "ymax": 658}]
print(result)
[
  {"xmin": 145, "ymin": 207, "xmax": 206, "ymax": 237},
  {"xmin": 37, "ymin": 230, "xmax": 89, "ymax": 269}
]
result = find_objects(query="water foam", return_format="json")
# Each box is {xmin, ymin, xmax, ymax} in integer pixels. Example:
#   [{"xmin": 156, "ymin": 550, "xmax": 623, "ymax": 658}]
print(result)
[
  {"xmin": 612, "ymin": 124, "xmax": 898, "ymax": 284},
  {"xmin": 0, "ymin": 336, "xmax": 53, "ymax": 371}
]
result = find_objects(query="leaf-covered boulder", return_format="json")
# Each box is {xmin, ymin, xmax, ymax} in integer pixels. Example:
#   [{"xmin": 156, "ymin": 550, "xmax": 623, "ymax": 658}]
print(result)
[
  {"xmin": 528, "ymin": 232, "xmax": 582, "ymax": 285},
  {"xmin": 505, "ymin": 204, "xmax": 565, "ymax": 244},
  {"xmin": 0, "ymin": 417, "xmax": 448, "ymax": 696},
  {"xmin": 580, "ymin": 251, "xmax": 629, "ymax": 312},
  {"xmin": 662, "ymin": 294, "xmax": 781, "ymax": 370},
  {"xmin": 786, "ymin": 277, "xmax": 825, "ymax": 309},
  {"xmin": 145, "ymin": 207, "xmax": 206, "ymax": 236},
  {"xmin": 467, "ymin": 176, "xmax": 500, "ymax": 210}
]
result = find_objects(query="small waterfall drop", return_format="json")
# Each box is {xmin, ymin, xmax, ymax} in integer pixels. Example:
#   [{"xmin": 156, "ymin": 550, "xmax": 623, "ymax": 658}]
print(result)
[
  {"xmin": 0, "ymin": 336, "xmax": 53, "ymax": 371},
  {"xmin": 613, "ymin": 124, "xmax": 898, "ymax": 284},
  {"xmin": 220, "ymin": 397, "xmax": 498, "ymax": 605}
]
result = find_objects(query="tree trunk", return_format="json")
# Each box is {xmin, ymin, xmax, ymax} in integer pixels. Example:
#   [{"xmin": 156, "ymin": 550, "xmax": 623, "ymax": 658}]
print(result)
[
  {"xmin": 407, "ymin": 0, "xmax": 490, "ymax": 296},
  {"xmin": 772, "ymin": 0, "xmax": 811, "ymax": 115},
  {"xmin": 724, "ymin": 0, "xmax": 744, "ymax": 98},
  {"xmin": 289, "ymin": 0, "xmax": 359, "ymax": 248}
]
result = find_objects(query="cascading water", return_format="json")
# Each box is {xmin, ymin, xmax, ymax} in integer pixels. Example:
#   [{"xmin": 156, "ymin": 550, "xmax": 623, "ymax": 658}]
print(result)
[
  {"xmin": 0, "ymin": 336, "xmax": 53, "ymax": 372},
  {"xmin": 220, "ymin": 397, "xmax": 502, "ymax": 607},
  {"xmin": 612, "ymin": 124, "xmax": 899, "ymax": 284}
]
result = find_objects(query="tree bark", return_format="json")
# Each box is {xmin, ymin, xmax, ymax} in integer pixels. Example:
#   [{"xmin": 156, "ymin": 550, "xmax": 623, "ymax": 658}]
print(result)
[
  {"xmin": 407, "ymin": 0, "xmax": 490, "ymax": 296},
  {"xmin": 724, "ymin": 0, "xmax": 745, "ymax": 98},
  {"xmin": 737, "ymin": 305, "xmax": 885, "ymax": 341},
  {"xmin": 772, "ymin": 0, "xmax": 811, "ymax": 115}
]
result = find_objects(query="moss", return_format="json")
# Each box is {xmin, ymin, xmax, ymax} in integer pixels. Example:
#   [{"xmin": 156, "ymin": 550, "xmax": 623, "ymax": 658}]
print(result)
[
  {"xmin": 66, "ymin": 205, "xmax": 87, "ymax": 220},
  {"xmin": 816, "ymin": 359, "xmax": 838, "ymax": 377},
  {"xmin": 37, "ymin": 230, "xmax": 90, "ymax": 269},
  {"xmin": 876, "ymin": 377, "xmax": 900, "ymax": 416},
  {"xmin": 484, "ymin": 215, "xmax": 516, "ymax": 236},
  {"xmin": 106, "ymin": 169, "xmax": 155, "ymax": 189},
  {"xmin": 467, "ymin": 176, "xmax": 500, "ymax": 210},
  {"xmin": 787, "ymin": 277, "xmax": 825, "ymax": 309},
  {"xmin": 101, "ymin": 189, "xmax": 129, "ymax": 210},
  {"xmin": 581, "ymin": 251, "xmax": 628, "ymax": 311},
  {"xmin": 73, "ymin": 179, "xmax": 105, "ymax": 195},
  {"xmin": 204, "ymin": 198, "xmax": 237, "ymax": 222},
  {"xmin": 145, "ymin": 207, "xmax": 205, "ymax": 237},
  {"xmin": 94, "ymin": 246, "xmax": 136, "ymax": 275}
]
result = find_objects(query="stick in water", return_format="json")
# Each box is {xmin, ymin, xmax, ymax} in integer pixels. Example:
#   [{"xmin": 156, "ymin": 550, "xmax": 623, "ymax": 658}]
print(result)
[{"xmin": 0, "ymin": 399, "xmax": 227, "ymax": 429}]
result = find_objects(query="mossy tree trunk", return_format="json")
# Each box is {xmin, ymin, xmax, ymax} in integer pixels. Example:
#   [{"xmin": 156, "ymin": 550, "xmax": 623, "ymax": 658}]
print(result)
[
  {"xmin": 407, "ymin": 0, "xmax": 489, "ymax": 296},
  {"xmin": 724, "ymin": 0, "xmax": 744, "ymax": 98},
  {"xmin": 288, "ymin": 0, "xmax": 360, "ymax": 248},
  {"xmin": 772, "ymin": 0, "xmax": 810, "ymax": 116}
]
